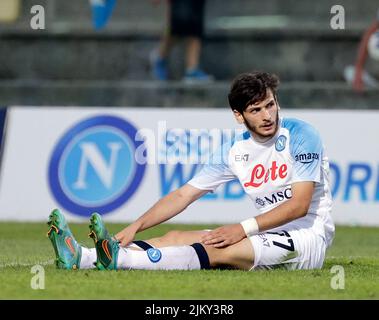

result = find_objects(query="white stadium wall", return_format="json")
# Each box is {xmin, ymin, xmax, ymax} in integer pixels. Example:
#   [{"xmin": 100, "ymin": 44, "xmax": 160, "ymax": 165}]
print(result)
[{"xmin": 0, "ymin": 106, "xmax": 378, "ymax": 226}]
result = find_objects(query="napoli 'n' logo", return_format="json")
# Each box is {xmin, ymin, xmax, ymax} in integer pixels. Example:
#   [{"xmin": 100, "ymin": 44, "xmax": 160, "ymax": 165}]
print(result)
[
  {"xmin": 48, "ymin": 115, "xmax": 146, "ymax": 217},
  {"xmin": 147, "ymin": 248, "xmax": 162, "ymax": 263},
  {"xmin": 275, "ymin": 135, "xmax": 287, "ymax": 152}
]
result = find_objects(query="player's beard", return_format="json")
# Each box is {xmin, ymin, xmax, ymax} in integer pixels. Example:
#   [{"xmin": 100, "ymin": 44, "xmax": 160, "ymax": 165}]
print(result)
[{"xmin": 243, "ymin": 110, "xmax": 279, "ymax": 142}]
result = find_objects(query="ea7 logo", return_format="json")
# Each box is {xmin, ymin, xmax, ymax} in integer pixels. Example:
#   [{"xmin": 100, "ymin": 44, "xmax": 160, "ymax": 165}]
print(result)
[
  {"xmin": 235, "ymin": 154, "xmax": 249, "ymax": 162},
  {"xmin": 258, "ymin": 234, "xmax": 270, "ymax": 247},
  {"xmin": 295, "ymin": 153, "xmax": 319, "ymax": 163}
]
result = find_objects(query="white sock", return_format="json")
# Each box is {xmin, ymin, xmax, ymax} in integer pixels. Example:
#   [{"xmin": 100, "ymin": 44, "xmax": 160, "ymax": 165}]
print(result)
[
  {"xmin": 79, "ymin": 247, "xmax": 97, "ymax": 269},
  {"xmin": 117, "ymin": 246, "xmax": 204, "ymax": 270}
]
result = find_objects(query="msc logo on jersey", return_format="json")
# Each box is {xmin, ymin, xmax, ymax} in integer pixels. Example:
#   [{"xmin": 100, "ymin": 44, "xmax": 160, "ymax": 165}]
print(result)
[
  {"xmin": 48, "ymin": 115, "xmax": 146, "ymax": 217},
  {"xmin": 275, "ymin": 135, "xmax": 287, "ymax": 152},
  {"xmin": 254, "ymin": 188, "xmax": 292, "ymax": 209}
]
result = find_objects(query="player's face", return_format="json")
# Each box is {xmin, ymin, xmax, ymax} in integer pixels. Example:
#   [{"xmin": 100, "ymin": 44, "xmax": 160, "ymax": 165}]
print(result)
[{"xmin": 234, "ymin": 90, "xmax": 279, "ymax": 140}]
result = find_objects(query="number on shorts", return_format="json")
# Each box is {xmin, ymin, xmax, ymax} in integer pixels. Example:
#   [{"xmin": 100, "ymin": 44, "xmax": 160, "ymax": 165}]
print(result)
[{"xmin": 266, "ymin": 230, "xmax": 295, "ymax": 251}]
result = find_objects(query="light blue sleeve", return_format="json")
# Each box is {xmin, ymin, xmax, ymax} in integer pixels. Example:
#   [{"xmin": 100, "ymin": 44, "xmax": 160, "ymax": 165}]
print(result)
[
  {"xmin": 284, "ymin": 119, "xmax": 323, "ymax": 183},
  {"xmin": 187, "ymin": 142, "xmax": 237, "ymax": 192}
]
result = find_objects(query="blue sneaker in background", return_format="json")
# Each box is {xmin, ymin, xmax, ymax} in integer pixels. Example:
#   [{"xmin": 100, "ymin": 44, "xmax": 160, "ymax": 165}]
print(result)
[
  {"xmin": 90, "ymin": 0, "xmax": 117, "ymax": 30},
  {"xmin": 183, "ymin": 68, "xmax": 214, "ymax": 84},
  {"xmin": 150, "ymin": 50, "xmax": 168, "ymax": 81}
]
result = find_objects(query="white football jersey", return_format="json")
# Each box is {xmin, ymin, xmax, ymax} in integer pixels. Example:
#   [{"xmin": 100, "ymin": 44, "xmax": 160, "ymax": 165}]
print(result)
[{"xmin": 188, "ymin": 117, "xmax": 335, "ymax": 247}]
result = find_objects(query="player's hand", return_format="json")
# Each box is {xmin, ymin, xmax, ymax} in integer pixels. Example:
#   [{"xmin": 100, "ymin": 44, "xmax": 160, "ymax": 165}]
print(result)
[
  {"xmin": 115, "ymin": 225, "xmax": 138, "ymax": 247},
  {"xmin": 200, "ymin": 224, "xmax": 246, "ymax": 248}
]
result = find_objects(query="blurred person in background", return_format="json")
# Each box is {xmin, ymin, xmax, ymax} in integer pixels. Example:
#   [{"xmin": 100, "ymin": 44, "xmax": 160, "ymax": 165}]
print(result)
[{"xmin": 150, "ymin": 0, "xmax": 214, "ymax": 83}]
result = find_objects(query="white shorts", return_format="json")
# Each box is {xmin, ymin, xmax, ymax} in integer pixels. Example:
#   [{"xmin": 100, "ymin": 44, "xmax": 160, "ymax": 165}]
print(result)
[{"xmin": 249, "ymin": 228, "xmax": 326, "ymax": 270}]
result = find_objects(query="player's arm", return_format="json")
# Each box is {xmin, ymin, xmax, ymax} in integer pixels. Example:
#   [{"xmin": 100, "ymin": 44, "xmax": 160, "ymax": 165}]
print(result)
[
  {"xmin": 115, "ymin": 184, "xmax": 208, "ymax": 246},
  {"xmin": 128, "ymin": 183, "xmax": 207, "ymax": 231},
  {"xmin": 201, "ymin": 181, "xmax": 314, "ymax": 247},
  {"xmin": 116, "ymin": 142, "xmax": 236, "ymax": 246}
]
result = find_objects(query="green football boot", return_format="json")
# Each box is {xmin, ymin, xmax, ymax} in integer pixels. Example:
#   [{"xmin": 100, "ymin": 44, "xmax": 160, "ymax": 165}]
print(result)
[
  {"xmin": 88, "ymin": 212, "xmax": 119, "ymax": 270},
  {"xmin": 47, "ymin": 208, "xmax": 82, "ymax": 270}
]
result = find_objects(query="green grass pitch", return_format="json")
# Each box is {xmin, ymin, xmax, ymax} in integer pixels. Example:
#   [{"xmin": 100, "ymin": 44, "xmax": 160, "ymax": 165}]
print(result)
[{"xmin": 0, "ymin": 222, "xmax": 378, "ymax": 299}]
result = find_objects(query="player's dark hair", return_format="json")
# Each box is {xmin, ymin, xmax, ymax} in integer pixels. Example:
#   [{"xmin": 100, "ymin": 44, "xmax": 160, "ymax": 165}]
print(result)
[{"xmin": 228, "ymin": 71, "xmax": 280, "ymax": 113}]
